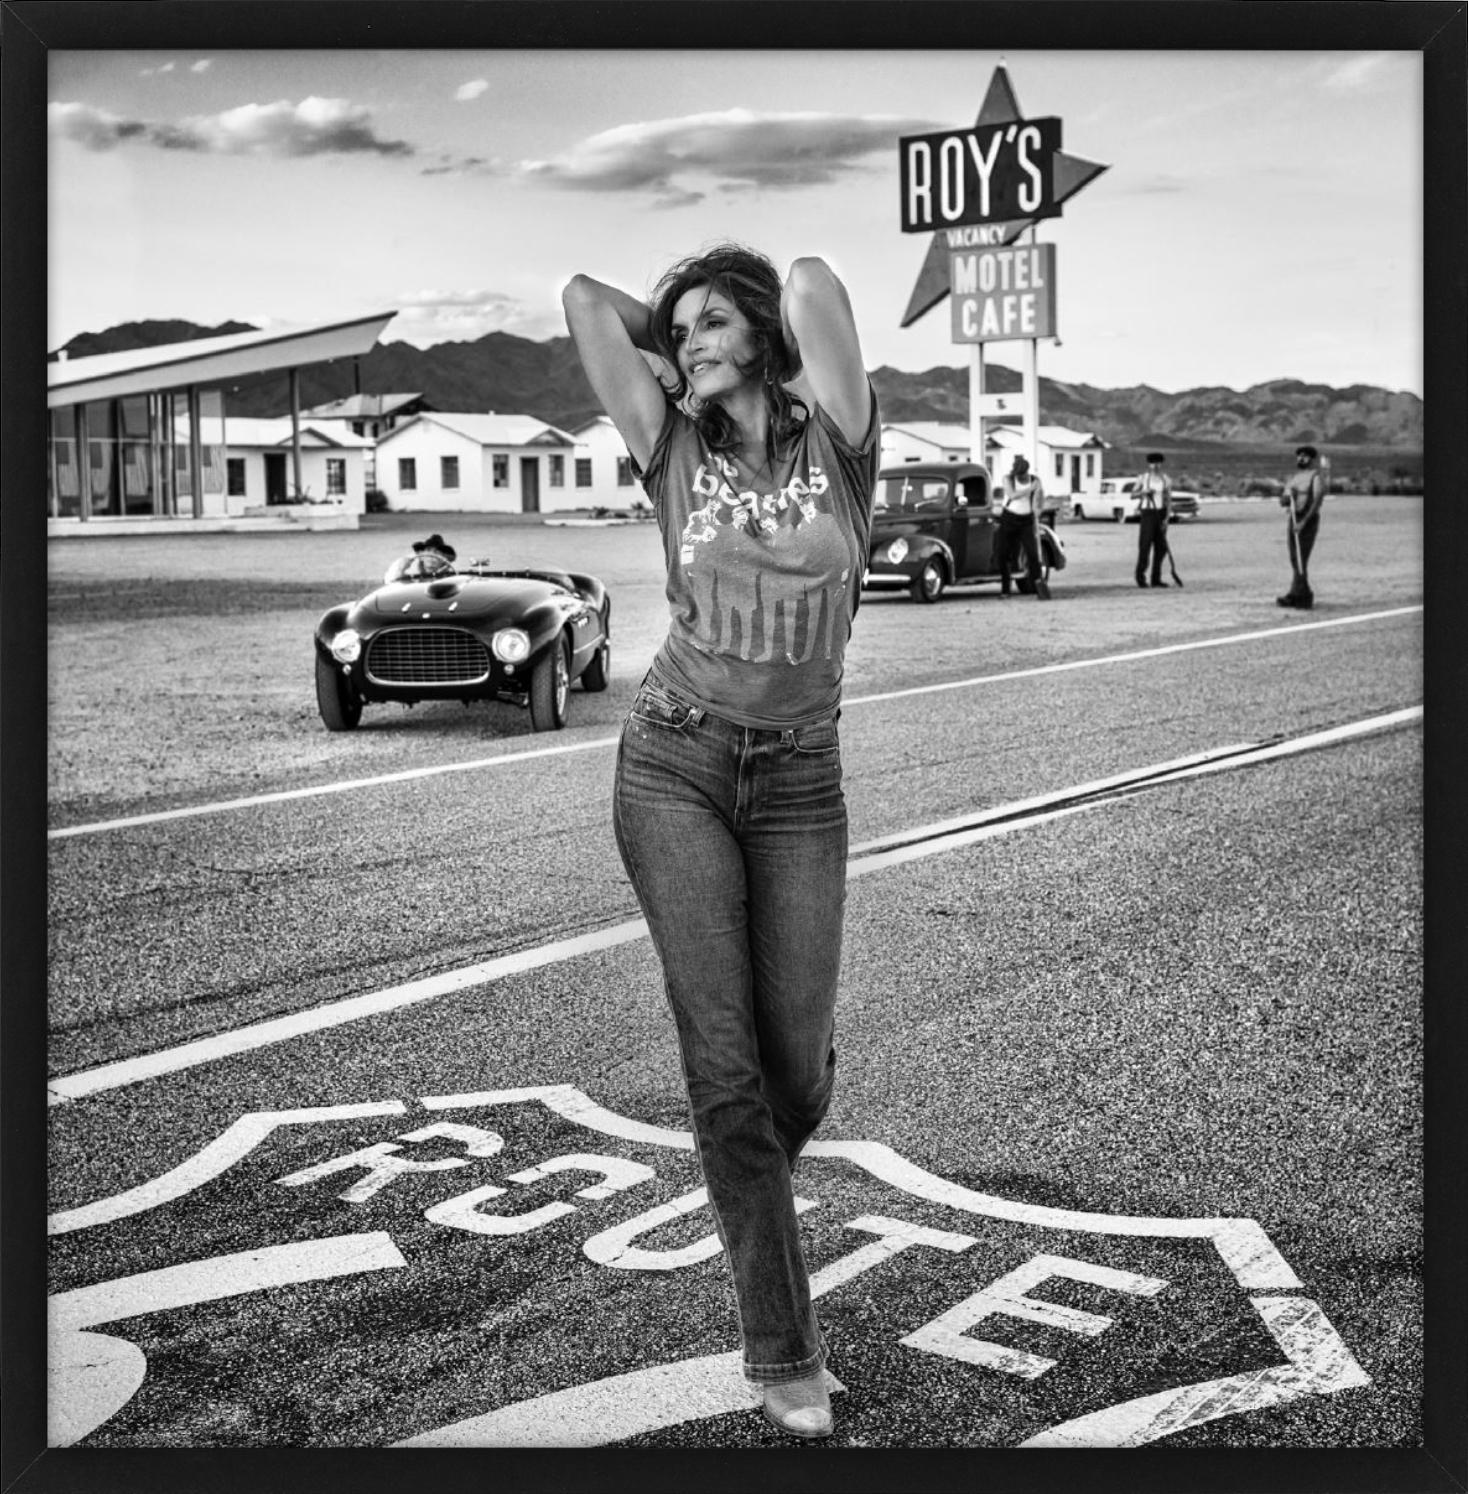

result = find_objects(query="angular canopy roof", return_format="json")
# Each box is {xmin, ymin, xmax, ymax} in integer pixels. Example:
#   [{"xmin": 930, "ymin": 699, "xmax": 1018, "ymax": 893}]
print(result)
[{"xmin": 47, "ymin": 313, "xmax": 397, "ymax": 409}]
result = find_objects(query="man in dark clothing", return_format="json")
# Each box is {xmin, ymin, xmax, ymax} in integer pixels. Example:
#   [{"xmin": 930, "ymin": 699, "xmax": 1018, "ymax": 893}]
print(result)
[
  {"xmin": 996, "ymin": 456, "xmax": 1050, "ymax": 601},
  {"xmin": 1133, "ymin": 452, "xmax": 1172, "ymax": 588},
  {"xmin": 1278, "ymin": 446, "xmax": 1325, "ymax": 609}
]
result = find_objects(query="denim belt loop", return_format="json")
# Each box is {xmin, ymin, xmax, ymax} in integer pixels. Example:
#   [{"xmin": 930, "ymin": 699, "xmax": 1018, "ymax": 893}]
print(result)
[{"xmin": 780, "ymin": 729, "xmax": 795, "ymax": 746}]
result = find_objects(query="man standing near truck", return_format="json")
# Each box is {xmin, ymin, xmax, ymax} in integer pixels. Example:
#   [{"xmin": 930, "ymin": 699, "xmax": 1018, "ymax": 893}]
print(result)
[{"xmin": 996, "ymin": 455, "xmax": 1050, "ymax": 601}]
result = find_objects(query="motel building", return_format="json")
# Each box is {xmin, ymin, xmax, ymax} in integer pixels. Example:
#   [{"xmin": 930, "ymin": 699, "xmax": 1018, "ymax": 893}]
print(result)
[
  {"xmin": 373, "ymin": 411, "xmax": 608, "ymax": 516},
  {"xmin": 296, "ymin": 392, "xmax": 434, "ymax": 491},
  {"xmin": 880, "ymin": 420, "xmax": 1109, "ymax": 504},
  {"xmin": 46, "ymin": 313, "xmax": 394, "ymax": 536}
]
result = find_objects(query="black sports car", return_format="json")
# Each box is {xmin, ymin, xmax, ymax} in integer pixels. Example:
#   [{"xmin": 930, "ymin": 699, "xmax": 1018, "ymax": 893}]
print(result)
[{"xmin": 313, "ymin": 539, "xmax": 611, "ymax": 733}]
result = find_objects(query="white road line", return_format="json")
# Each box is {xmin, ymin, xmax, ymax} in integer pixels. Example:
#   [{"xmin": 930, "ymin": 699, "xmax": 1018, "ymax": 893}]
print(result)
[
  {"xmin": 47, "ymin": 707, "xmax": 1420, "ymax": 1107},
  {"xmin": 393, "ymin": 1352, "xmax": 844, "ymax": 1448},
  {"xmin": 49, "ymin": 605, "xmax": 1421, "ymax": 840},
  {"xmin": 47, "ymin": 923, "xmax": 650, "ymax": 1107}
]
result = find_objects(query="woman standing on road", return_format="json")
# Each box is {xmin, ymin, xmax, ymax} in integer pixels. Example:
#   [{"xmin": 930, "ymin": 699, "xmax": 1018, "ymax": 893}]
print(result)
[{"xmin": 562, "ymin": 244, "xmax": 877, "ymax": 1441}]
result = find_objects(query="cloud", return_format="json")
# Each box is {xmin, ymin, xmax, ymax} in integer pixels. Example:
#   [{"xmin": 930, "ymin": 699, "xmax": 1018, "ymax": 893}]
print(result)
[
  {"xmin": 455, "ymin": 79, "xmax": 489, "ymax": 102},
  {"xmin": 48, "ymin": 96, "xmax": 414, "ymax": 159},
  {"xmin": 191, "ymin": 59, "xmax": 213, "ymax": 73},
  {"xmin": 390, "ymin": 288, "xmax": 532, "ymax": 344},
  {"xmin": 48, "ymin": 103, "xmax": 150, "ymax": 151},
  {"xmin": 139, "ymin": 62, "xmax": 176, "ymax": 76},
  {"xmin": 514, "ymin": 108, "xmax": 943, "ymax": 200}
]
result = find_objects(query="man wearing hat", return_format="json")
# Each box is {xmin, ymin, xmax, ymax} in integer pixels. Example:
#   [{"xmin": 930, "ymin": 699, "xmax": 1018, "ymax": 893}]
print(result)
[
  {"xmin": 1132, "ymin": 453, "xmax": 1173, "ymax": 588},
  {"xmin": 995, "ymin": 455, "xmax": 1050, "ymax": 600},
  {"xmin": 412, "ymin": 533, "xmax": 457, "ymax": 564},
  {"xmin": 1278, "ymin": 447, "xmax": 1325, "ymax": 609}
]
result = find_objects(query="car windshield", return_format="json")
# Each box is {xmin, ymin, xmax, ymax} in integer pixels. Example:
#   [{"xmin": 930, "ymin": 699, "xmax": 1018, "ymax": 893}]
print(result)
[{"xmin": 383, "ymin": 552, "xmax": 456, "ymax": 584}]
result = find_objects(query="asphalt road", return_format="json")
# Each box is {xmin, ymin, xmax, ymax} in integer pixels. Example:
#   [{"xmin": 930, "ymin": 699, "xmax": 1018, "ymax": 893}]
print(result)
[{"xmin": 44, "ymin": 497, "xmax": 1423, "ymax": 1459}]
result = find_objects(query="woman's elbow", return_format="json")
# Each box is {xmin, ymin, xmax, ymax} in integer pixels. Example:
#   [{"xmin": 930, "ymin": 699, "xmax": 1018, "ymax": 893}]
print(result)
[
  {"xmin": 787, "ymin": 257, "xmax": 838, "ymax": 295},
  {"xmin": 561, "ymin": 274, "xmax": 598, "ymax": 313}
]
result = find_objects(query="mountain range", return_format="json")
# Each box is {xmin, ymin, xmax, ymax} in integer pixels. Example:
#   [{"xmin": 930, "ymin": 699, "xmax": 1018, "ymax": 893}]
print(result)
[{"xmin": 56, "ymin": 320, "xmax": 1423, "ymax": 451}]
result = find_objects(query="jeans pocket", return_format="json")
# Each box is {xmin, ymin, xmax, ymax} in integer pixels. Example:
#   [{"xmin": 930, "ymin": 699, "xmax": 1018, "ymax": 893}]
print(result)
[
  {"xmin": 789, "ymin": 717, "xmax": 839, "ymax": 755},
  {"xmin": 630, "ymin": 679, "xmax": 698, "ymax": 732}
]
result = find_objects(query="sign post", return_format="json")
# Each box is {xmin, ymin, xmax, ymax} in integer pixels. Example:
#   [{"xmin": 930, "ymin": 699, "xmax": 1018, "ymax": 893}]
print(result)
[{"xmin": 898, "ymin": 66, "xmax": 1106, "ymax": 486}]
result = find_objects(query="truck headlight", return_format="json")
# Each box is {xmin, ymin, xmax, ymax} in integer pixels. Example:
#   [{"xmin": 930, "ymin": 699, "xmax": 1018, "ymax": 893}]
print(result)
[
  {"xmin": 886, "ymin": 537, "xmax": 909, "ymax": 564},
  {"xmin": 493, "ymin": 628, "xmax": 530, "ymax": 664},
  {"xmin": 330, "ymin": 629, "xmax": 361, "ymax": 663}
]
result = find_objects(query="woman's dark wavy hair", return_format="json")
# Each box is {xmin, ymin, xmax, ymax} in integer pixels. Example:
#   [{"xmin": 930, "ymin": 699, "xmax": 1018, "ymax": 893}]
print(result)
[{"xmin": 648, "ymin": 243, "xmax": 807, "ymax": 465}]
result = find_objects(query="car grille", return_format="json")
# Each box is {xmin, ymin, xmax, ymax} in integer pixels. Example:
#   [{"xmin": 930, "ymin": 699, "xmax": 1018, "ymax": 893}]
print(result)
[{"xmin": 366, "ymin": 627, "xmax": 491, "ymax": 686}]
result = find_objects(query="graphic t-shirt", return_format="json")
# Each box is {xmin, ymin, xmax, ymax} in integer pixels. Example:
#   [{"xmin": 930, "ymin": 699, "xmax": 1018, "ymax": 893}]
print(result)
[{"xmin": 636, "ymin": 394, "xmax": 879, "ymax": 729}]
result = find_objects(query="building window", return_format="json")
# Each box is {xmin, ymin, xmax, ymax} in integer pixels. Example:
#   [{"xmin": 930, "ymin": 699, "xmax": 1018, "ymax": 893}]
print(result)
[
  {"xmin": 492, "ymin": 454, "xmax": 509, "ymax": 488},
  {"xmin": 1054, "ymin": 453, "xmax": 1065, "ymax": 479},
  {"xmin": 575, "ymin": 458, "xmax": 593, "ymax": 488},
  {"xmin": 399, "ymin": 458, "xmax": 417, "ymax": 491},
  {"xmin": 616, "ymin": 457, "xmax": 633, "ymax": 487},
  {"xmin": 326, "ymin": 458, "xmax": 346, "ymax": 495},
  {"xmin": 549, "ymin": 454, "xmax": 565, "ymax": 487},
  {"xmin": 351, "ymin": 421, "xmax": 365, "ymax": 436},
  {"xmin": 1085, "ymin": 453, "xmax": 1096, "ymax": 478},
  {"xmin": 227, "ymin": 458, "xmax": 247, "ymax": 497},
  {"xmin": 441, "ymin": 455, "xmax": 460, "ymax": 489}
]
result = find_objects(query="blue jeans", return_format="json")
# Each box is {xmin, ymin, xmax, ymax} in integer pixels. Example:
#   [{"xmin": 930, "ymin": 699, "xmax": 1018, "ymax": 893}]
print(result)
[{"xmin": 613, "ymin": 673, "xmax": 847, "ymax": 1384}]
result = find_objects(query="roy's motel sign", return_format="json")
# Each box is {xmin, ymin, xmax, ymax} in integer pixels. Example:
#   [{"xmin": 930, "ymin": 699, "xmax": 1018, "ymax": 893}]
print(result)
[
  {"xmin": 899, "ymin": 118, "xmax": 1064, "ymax": 233},
  {"xmin": 950, "ymin": 243, "xmax": 1057, "ymax": 344}
]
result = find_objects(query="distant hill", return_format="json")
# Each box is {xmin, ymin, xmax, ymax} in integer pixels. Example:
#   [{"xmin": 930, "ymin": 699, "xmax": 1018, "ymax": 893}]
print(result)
[{"xmin": 55, "ymin": 320, "xmax": 1423, "ymax": 451}]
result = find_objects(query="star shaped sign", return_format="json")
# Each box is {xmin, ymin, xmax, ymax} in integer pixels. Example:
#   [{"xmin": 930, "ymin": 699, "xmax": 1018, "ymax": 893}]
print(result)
[{"xmin": 900, "ymin": 66, "xmax": 1107, "ymax": 327}]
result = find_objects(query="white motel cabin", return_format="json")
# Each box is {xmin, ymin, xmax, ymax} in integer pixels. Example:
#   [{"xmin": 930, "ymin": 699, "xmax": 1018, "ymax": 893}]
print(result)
[
  {"xmin": 372, "ymin": 412, "xmax": 587, "ymax": 515},
  {"xmin": 210, "ymin": 417, "xmax": 373, "ymax": 514}
]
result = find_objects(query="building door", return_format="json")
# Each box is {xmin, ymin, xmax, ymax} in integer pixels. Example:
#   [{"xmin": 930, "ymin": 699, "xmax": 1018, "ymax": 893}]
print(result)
[
  {"xmin": 520, "ymin": 456, "xmax": 540, "ymax": 513},
  {"xmin": 1070, "ymin": 455, "xmax": 1082, "ymax": 492},
  {"xmin": 265, "ymin": 453, "xmax": 288, "ymax": 505}
]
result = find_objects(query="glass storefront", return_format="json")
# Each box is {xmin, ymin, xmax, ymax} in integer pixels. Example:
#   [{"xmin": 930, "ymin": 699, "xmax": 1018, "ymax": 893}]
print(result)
[{"xmin": 49, "ymin": 387, "xmax": 228, "ymax": 520}]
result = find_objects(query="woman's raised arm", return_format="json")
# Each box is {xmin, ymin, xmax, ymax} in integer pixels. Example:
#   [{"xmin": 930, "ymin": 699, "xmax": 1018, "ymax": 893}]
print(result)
[
  {"xmin": 780, "ymin": 257, "xmax": 872, "ymax": 448},
  {"xmin": 561, "ymin": 274, "xmax": 670, "ymax": 470}
]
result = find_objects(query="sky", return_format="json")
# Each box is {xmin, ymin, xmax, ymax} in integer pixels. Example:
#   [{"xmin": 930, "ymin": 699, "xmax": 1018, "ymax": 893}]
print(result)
[{"xmin": 47, "ymin": 48, "xmax": 1423, "ymax": 396}]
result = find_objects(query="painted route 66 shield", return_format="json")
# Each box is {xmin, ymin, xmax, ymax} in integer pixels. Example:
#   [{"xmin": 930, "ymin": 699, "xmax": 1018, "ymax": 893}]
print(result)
[{"xmin": 49, "ymin": 1084, "xmax": 1368, "ymax": 1448}]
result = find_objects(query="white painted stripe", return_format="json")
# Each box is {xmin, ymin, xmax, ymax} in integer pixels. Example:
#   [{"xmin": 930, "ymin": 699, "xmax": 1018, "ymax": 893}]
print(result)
[
  {"xmin": 49, "ymin": 605, "xmax": 1421, "ymax": 840},
  {"xmin": 850, "ymin": 742, "xmax": 1260, "ymax": 854},
  {"xmin": 392, "ymin": 1351, "xmax": 844, "ymax": 1447},
  {"xmin": 46, "ymin": 922, "xmax": 649, "ymax": 1107},
  {"xmin": 848, "ymin": 605, "xmax": 1421, "ymax": 710},
  {"xmin": 48, "ymin": 736, "xmax": 614, "ymax": 840},
  {"xmin": 47, "ymin": 706, "xmax": 1419, "ymax": 1111},
  {"xmin": 849, "ymin": 705, "xmax": 1422, "ymax": 875}
]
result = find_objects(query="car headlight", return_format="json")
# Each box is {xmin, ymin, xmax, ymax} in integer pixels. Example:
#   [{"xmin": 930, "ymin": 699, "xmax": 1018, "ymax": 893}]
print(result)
[
  {"xmin": 493, "ymin": 627, "xmax": 531, "ymax": 664},
  {"xmin": 886, "ymin": 537, "xmax": 909, "ymax": 564},
  {"xmin": 330, "ymin": 629, "xmax": 361, "ymax": 663}
]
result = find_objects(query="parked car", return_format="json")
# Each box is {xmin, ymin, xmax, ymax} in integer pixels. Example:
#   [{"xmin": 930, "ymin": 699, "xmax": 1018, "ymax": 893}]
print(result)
[
  {"xmin": 1073, "ymin": 478, "xmax": 1200, "ymax": 522},
  {"xmin": 863, "ymin": 463, "xmax": 1065, "ymax": 602},
  {"xmin": 313, "ymin": 548, "xmax": 611, "ymax": 733}
]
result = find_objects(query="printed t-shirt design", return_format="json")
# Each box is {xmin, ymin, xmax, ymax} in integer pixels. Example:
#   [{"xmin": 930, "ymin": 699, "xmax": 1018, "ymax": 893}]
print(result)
[{"xmin": 637, "ymin": 398, "xmax": 877, "ymax": 728}]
